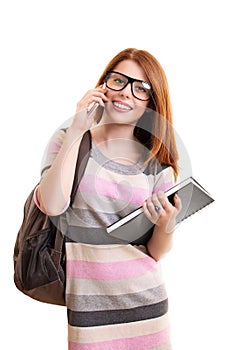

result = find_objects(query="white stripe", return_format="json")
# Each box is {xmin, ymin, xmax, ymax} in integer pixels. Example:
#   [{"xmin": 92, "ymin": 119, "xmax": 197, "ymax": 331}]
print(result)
[
  {"xmin": 65, "ymin": 242, "xmax": 156, "ymax": 263},
  {"xmin": 68, "ymin": 314, "xmax": 170, "ymax": 343}
]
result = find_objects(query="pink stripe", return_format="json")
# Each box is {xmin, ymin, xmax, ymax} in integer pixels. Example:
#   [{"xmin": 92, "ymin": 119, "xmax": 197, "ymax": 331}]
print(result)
[
  {"xmin": 78, "ymin": 174, "xmax": 149, "ymax": 206},
  {"xmin": 66, "ymin": 257, "xmax": 157, "ymax": 280},
  {"xmin": 69, "ymin": 327, "xmax": 170, "ymax": 350},
  {"xmin": 47, "ymin": 141, "xmax": 62, "ymax": 154},
  {"xmin": 153, "ymin": 181, "xmax": 174, "ymax": 194}
]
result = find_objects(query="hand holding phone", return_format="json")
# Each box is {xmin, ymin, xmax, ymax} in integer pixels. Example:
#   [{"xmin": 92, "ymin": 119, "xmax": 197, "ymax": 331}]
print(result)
[{"xmin": 87, "ymin": 82, "xmax": 106, "ymax": 117}]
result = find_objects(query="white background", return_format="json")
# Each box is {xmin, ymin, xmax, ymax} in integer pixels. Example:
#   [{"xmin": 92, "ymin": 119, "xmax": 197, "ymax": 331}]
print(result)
[{"xmin": 1, "ymin": 0, "xmax": 232, "ymax": 349}]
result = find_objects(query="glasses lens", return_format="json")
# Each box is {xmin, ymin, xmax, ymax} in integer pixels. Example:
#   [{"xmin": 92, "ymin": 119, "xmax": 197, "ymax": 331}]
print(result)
[
  {"xmin": 106, "ymin": 72, "xmax": 128, "ymax": 91},
  {"xmin": 132, "ymin": 81, "xmax": 151, "ymax": 101}
]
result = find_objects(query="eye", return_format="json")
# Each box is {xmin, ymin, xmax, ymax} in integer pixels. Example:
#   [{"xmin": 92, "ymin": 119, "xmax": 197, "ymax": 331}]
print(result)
[
  {"xmin": 114, "ymin": 78, "xmax": 126, "ymax": 85},
  {"xmin": 134, "ymin": 84, "xmax": 149, "ymax": 95},
  {"xmin": 135, "ymin": 85, "xmax": 147, "ymax": 93}
]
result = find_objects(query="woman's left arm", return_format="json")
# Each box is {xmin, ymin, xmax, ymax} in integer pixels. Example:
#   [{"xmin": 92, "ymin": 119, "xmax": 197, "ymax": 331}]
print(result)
[{"xmin": 144, "ymin": 191, "xmax": 182, "ymax": 261}]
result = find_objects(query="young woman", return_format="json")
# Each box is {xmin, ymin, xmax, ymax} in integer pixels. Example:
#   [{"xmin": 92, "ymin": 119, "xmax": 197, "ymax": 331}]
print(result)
[{"xmin": 35, "ymin": 48, "xmax": 181, "ymax": 349}]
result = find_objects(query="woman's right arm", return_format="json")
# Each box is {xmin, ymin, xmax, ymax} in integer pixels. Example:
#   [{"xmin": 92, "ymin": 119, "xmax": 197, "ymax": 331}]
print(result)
[
  {"xmin": 36, "ymin": 86, "xmax": 107, "ymax": 216},
  {"xmin": 36, "ymin": 125, "xmax": 84, "ymax": 216}
]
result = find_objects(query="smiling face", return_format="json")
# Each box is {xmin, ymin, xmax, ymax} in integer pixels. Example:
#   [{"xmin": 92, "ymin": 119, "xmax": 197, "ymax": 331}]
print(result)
[{"xmin": 102, "ymin": 59, "xmax": 150, "ymax": 125}]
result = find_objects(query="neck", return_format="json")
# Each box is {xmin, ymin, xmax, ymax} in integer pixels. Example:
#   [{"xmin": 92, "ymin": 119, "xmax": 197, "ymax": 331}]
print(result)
[
  {"xmin": 92, "ymin": 123, "xmax": 136, "ymax": 143},
  {"xmin": 91, "ymin": 123, "xmax": 145, "ymax": 166}
]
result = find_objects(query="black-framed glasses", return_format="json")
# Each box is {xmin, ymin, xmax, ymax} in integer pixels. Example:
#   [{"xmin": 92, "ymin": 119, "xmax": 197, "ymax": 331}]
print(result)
[{"xmin": 105, "ymin": 71, "xmax": 152, "ymax": 101}]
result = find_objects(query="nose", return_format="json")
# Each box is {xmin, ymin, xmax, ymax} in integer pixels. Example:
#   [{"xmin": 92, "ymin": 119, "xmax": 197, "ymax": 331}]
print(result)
[{"xmin": 119, "ymin": 82, "xmax": 132, "ymax": 99}]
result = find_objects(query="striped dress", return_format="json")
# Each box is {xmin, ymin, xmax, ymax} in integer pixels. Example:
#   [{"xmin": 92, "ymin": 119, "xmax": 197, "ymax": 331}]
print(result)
[{"xmin": 39, "ymin": 129, "xmax": 175, "ymax": 350}]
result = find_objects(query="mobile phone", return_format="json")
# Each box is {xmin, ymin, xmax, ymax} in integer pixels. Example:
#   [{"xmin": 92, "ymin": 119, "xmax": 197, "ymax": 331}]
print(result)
[{"xmin": 87, "ymin": 82, "xmax": 106, "ymax": 116}]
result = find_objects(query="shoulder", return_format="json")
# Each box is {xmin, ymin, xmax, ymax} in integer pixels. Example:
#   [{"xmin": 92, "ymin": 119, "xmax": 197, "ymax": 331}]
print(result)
[
  {"xmin": 143, "ymin": 159, "xmax": 172, "ymax": 176},
  {"xmin": 47, "ymin": 128, "xmax": 67, "ymax": 151}
]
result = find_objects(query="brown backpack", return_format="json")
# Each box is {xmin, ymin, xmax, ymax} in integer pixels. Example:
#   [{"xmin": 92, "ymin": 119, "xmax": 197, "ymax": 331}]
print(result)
[{"xmin": 13, "ymin": 130, "xmax": 91, "ymax": 305}]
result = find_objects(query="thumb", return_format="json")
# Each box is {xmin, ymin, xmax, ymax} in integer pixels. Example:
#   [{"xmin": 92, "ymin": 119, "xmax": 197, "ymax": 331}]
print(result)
[{"xmin": 173, "ymin": 194, "xmax": 182, "ymax": 213}]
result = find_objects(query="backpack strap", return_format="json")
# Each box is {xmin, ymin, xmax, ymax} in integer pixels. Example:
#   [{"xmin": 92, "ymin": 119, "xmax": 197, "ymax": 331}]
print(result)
[
  {"xmin": 53, "ymin": 130, "xmax": 91, "ymax": 263},
  {"xmin": 70, "ymin": 130, "xmax": 92, "ymax": 204}
]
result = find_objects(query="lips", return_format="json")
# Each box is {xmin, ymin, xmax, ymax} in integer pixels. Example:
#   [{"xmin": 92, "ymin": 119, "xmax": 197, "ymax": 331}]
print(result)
[{"xmin": 112, "ymin": 100, "xmax": 132, "ymax": 111}]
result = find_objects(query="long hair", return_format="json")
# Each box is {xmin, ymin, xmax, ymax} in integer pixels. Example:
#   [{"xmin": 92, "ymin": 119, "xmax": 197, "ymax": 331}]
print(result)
[{"xmin": 96, "ymin": 48, "xmax": 179, "ymax": 178}]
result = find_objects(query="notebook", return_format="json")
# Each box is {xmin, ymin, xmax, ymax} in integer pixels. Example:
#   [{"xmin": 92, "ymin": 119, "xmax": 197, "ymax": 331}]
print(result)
[{"xmin": 106, "ymin": 177, "xmax": 214, "ymax": 243}]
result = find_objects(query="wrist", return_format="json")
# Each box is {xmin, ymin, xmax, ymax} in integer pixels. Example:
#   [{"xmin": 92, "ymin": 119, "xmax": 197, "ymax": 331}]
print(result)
[
  {"xmin": 66, "ymin": 124, "xmax": 85, "ymax": 143},
  {"xmin": 155, "ymin": 221, "xmax": 175, "ymax": 235}
]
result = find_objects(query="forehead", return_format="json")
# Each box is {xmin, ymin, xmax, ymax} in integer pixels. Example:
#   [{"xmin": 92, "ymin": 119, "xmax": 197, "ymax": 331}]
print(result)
[{"xmin": 113, "ymin": 59, "xmax": 147, "ymax": 81}]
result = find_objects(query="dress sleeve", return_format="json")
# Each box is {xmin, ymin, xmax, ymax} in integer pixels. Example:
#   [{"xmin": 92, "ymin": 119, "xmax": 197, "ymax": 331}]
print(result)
[
  {"xmin": 40, "ymin": 128, "xmax": 67, "ymax": 178},
  {"xmin": 152, "ymin": 166, "xmax": 175, "ymax": 195}
]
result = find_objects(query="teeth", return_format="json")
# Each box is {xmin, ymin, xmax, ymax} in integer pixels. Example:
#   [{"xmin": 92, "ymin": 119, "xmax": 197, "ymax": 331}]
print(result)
[{"xmin": 113, "ymin": 102, "xmax": 131, "ymax": 110}]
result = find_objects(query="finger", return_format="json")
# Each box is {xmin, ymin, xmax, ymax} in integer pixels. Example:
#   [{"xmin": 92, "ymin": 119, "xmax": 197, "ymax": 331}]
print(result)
[
  {"xmin": 143, "ymin": 201, "xmax": 153, "ymax": 219},
  {"xmin": 157, "ymin": 191, "xmax": 176, "ymax": 212},
  {"xmin": 146, "ymin": 196, "xmax": 156, "ymax": 212},
  {"xmin": 143, "ymin": 200, "xmax": 160, "ymax": 224},
  {"xmin": 173, "ymin": 194, "xmax": 182, "ymax": 212},
  {"xmin": 148, "ymin": 196, "xmax": 164, "ymax": 220},
  {"xmin": 92, "ymin": 89, "xmax": 108, "ymax": 101},
  {"xmin": 89, "ymin": 90, "xmax": 108, "ymax": 100},
  {"xmin": 151, "ymin": 197, "xmax": 163, "ymax": 213},
  {"xmin": 87, "ymin": 96, "xmax": 106, "ymax": 109},
  {"xmin": 156, "ymin": 191, "xmax": 166, "ymax": 208},
  {"xmin": 153, "ymin": 191, "xmax": 167, "ymax": 213},
  {"xmin": 96, "ymin": 84, "xmax": 107, "ymax": 90},
  {"xmin": 93, "ymin": 94, "xmax": 108, "ymax": 106}
]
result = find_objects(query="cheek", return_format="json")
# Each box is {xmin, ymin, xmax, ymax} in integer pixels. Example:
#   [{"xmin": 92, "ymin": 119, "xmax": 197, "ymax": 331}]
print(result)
[
  {"xmin": 134, "ymin": 103, "xmax": 148, "ymax": 118},
  {"xmin": 105, "ymin": 90, "xmax": 115, "ymax": 100},
  {"xmin": 135, "ymin": 98, "xmax": 149, "ymax": 109}
]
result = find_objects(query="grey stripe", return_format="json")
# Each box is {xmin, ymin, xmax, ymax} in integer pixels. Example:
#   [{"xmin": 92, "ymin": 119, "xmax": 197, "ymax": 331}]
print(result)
[
  {"xmin": 65, "ymin": 226, "xmax": 128, "ymax": 244},
  {"xmin": 65, "ymin": 225, "xmax": 152, "ymax": 245},
  {"xmin": 66, "ymin": 284, "xmax": 167, "ymax": 312},
  {"xmin": 66, "ymin": 206, "xmax": 123, "ymax": 228},
  {"xmin": 68, "ymin": 299, "xmax": 168, "ymax": 327}
]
